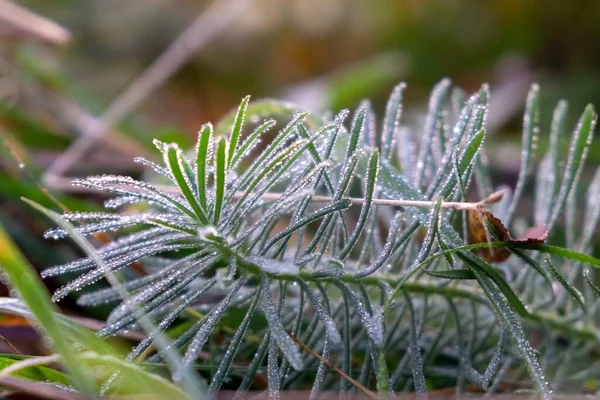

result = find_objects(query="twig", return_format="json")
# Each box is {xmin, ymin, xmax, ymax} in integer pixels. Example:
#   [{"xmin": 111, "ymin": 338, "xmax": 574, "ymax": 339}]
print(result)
[
  {"xmin": 233, "ymin": 188, "xmax": 507, "ymax": 211},
  {"xmin": 43, "ymin": 0, "xmax": 251, "ymax": 185},
  {"xmin": 0, "ymin": 334, "xmax": 20, "ymax": 354},
  {"xmin": 48, "ymin": 92, "xmax": 155, "ymax": 161},
  {"xmin": 42, "ymin": 173, "xmax": 508, "ymax": 211},
  {"xmin": 161, "ymin": 186, "xmax": 507, "ymax": 211},
  {"xmin": 0, "ymin": 0, "xmax": 71, "ymax": 44},
  {"xmin": 286, "ymin": 331, "xmax": 379, "ymax": 400}
]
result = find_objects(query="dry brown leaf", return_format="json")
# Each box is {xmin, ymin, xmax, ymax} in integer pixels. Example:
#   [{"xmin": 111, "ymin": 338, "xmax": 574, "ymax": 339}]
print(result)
[{"xmin": 468, "ymin": 205, "xmax": 548, "ymax": 263}]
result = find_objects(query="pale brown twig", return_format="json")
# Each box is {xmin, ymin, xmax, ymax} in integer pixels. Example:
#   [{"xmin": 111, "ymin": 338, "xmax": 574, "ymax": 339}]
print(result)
[
  {"xmin": 0, "ymin": 334, "xmax": 20, "ymax": 354},
  {"xmin": 48, "ymin": 92, "xmax": 155, "ymax": 161},
  {"xmin": 228, "ymin": 188, "xmax": 507, "ymax": 211},
  {"xmin": 43, "ymin": 0, "xmax": 251, "ymax": 186},
  {"xmin": 0, "ymin": 0, "xmax": 71, "ymax": 44},
  {"xmin": 41, "ymin": 175, "xmax": 508, "ymax": 211},
  {"xmin": 159, "ymin": 185, "xmax": 507, "ymax": 211},
  {"xmin": 286, "ymin": 331, "xmax": 379, "ymax": 400}
]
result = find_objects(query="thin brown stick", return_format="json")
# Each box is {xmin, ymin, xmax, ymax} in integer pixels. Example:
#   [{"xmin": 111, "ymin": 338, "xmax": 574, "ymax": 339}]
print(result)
[
  {"xmin": 242, "ymin": 189, "xmax": 507, "ymax": 211},
  {"xmin": 43, "ymin": 0, "xmax": 251, "ymax": 184},
  {"xmin": 159, "ymin": 185, "xmax": 507, "ymax": 211},
  {"xmin": 48, "ymin": 92, "xmax": 155, "ymax": 161},
  {"xmin": 41, "ymin": 173, "xmax": 508, "ymax": 211},
  {"xmin": 0, "ymin": 0, "xmax": 71, "ymax": 44},
  {"xmin": 286, "ymin": 331, "xmax": 379, "ymax": 400},
  {"xmin": 0, "ymin": 334, "xmax": 20, "ymax": 354}
]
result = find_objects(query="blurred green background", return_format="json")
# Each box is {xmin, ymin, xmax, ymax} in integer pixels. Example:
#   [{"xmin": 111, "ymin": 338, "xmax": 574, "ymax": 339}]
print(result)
[{"xmin": 1, "ymin": 0, "xmax": 600, "ymax": 349}]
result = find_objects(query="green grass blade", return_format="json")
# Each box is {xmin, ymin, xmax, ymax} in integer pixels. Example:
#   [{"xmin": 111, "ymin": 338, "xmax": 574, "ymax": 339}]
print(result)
[
  {"xmin": 303, "ymin": 151, "xmax": 363, "ymax": 254},
  {"xmin": 451, "ymin": 87, "xmax": 466, "ymax": 117},
  {"xmin": 81, "ymin": 352, "xmax": 187, "ymax": 398},
  {"xmin": 0, "ymin": 297, "xmax": 123, "ymax": 359},
  {"xmin": 340, "ymin": 296, "xmax": 352, "ymax": 392},
  {"xmin": 0, "ymin": 355, "xmax": 70, "ymax": 385},
  {"xmin": 297, "ymin": 280, "xmax": 341, "ymax": 343},
  {"xmin": 438, "ymin": 234, "xmax": 455, "ymax": 268},
  {"xmin": 359, "ymin": 99, "xmax": 376, "ymax": 147},
  {"xmin": 534, "ymin": 154, "xmax": 554, "ymax": 226},
  {"xmin": 384, "ymin": 198, "xmax": 443, "ymax": 316},
  {"xmin": 333, "ymin": 280, "xmax": 383, "ymax": 347},
  {"xmin": 474, "ymin": 149, "xmax": 494, "ymax": 200},
  {"xmin": 539, "ymin": 245, "xmax": 600, "ymax": 269},
  {"xmin": 246, "ymin": 137, "xmax": 318, "ymax": 203},
  {"xmin": 355, "ymin": 212, "xmax": 402, "ymax": 278},
  {"xmin": 0, "ymin": 223, "xmax": 97, "ymax": 394}
]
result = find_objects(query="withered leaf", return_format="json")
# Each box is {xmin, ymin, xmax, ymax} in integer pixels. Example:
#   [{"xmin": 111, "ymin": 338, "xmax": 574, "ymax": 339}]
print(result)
[
  {"xmin": 468, "ymin": 206, "xmax": 512, "ymax": 263},
  {"xmin": 467, "ymin": 205, "xmax": 548, "ymax": 263}
]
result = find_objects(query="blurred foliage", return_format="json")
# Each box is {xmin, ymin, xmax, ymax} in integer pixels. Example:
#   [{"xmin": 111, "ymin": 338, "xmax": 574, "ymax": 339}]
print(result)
[{"xmin": 12, "ymin": 0, "xmax": 600, "ymax": 119}]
